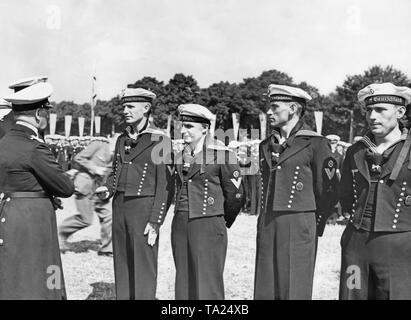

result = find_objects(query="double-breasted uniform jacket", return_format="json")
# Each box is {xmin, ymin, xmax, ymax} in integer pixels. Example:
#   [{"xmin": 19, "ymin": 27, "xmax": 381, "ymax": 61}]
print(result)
[
  {"xmin": 339, "ymin": 134, "xmax": 411, "ymax": 232},
  {"xmin": 174, "ymin": 141, "xmax": 245, "ymax": 227},
  {"xmin": 0, "ymin": 124, "xmax": 75, "ymax": 299},
  {"xmin": 259, "ymin": 122, "xmax": 339, "ymax": 236},
  {"xmin": 106, "ymin": 127, "xmax": 175, "ymax": 225}
]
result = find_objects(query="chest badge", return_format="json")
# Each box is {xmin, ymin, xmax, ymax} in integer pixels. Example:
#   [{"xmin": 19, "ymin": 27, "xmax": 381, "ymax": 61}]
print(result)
[
  {"xmin": 207, "ymin": 197, "xmax": 215, "ymax": 205},
  {"xmin": 405, "ymin": 196, "xmax": 411, "ymax": 207},
  {"xmin": 296, "ymin": 182, "xmax": 304, "ymax": 191}
]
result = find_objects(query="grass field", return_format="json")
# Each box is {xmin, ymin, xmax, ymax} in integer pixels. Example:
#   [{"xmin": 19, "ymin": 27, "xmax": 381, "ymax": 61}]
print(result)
[{"xmin": 57, "ymin": 197, "xmax": 344, "ymax": 300}]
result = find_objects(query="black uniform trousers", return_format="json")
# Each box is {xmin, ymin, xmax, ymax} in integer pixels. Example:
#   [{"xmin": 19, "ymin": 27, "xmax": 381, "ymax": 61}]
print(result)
[
  {"xmin": 171, "ymin": 211, "xmax": 227, "ymax": 300},
  {"xmin": 339, "ymin": 224, "xmax": 411, "ymax": 300},
  {"xmin": 254, "ymin": 211, "xmax": 317, "ymax": 300},
  {"xmin": 112, "ymin": 193, "xmax": 158, "ymax": 300}
]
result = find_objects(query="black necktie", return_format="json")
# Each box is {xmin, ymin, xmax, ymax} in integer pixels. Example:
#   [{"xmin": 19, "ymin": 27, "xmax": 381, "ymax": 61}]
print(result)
[
  {"xmin": 183, "ymin": 146, "xmax": 195, "ymax": 175},
  {"xmin": 124, "ymin": 138, "xmax": 138, "ymax": 154},
  {"xmin": 365, "ymin": 150, "xmax": 389, "ymax": 174},
  {"xmin": 269, "ymin": 137, "xmax": 287, "ymax": 166}
]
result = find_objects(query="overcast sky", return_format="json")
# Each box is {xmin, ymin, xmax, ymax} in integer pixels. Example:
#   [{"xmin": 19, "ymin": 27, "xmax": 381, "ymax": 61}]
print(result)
[{"xmin": 1, "ymin": 0, "xmax": 411, "ymax": 103}]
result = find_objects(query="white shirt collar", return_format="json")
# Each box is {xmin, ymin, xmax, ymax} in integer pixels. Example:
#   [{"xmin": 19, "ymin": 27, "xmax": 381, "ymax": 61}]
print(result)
[{"xmin": 16, "ymin": 121, "xmax": 39, "ymax": 137}]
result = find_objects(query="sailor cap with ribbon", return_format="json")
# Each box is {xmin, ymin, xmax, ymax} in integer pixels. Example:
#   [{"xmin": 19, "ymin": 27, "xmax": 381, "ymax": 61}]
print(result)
[
  {"xmin": 120, "ymin": 88, "xmax": 156, "ymax": 104},
  {"xmin": 178, "ymin": 104, "xmax": 215, "ymax": 125},
  {"xmin": 267, "ymin": 84, "xmax": 312, "ymax": 104},
  {"xmin": 326, "ymin": 134, "xmax": 341, "ymax": 143},
  {"xmin": 358, "ymin": 82, "xmax": 411, "ymax": 106}
]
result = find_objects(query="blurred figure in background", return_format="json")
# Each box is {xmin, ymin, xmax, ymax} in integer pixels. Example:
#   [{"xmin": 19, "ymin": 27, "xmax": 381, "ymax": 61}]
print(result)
[
  {"xmin": 59, "ymin": 136, "xmax": 114, "ymax": 256},
  {"xmin": 326, "ymin": 134, "xmax": 344, "ymax": 175},
  {"xmin": 326, "ymin": 134, "xmax": 344, "ymax": 224}
]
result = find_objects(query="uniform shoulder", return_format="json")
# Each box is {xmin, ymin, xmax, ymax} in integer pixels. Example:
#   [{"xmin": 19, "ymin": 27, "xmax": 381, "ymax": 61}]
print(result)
[
  {"xmin": 29, "ymin": 138, "xmax": 55, "ymax": 160},
  {"xmin": 260, "ymin": 136, "xmax": 271, "ymax": 144},
  {"xmin": 346, "ymin": 141, "xmax": 364, "ymax": 155},
  {"xmin": 259, "ymin": 136, "xmax": 271, "ymax": 149},
  {"xmin": 296, "ymin": 129, "xmax": 324, "ymax": 139},
  {"xmin": 27, "ymin": 134, "xmax": 48, "ymax": 148}
]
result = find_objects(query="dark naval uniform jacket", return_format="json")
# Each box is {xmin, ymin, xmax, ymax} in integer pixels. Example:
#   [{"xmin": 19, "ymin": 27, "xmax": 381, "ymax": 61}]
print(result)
[
  {"xmin": 174, "ymin": 141, "xmax": 245, "ymax": 227},
  {"xmin": 106, "ymin": 127, "xmax": 175, "ymax": 225},
  {"xmin": 0, "ymin": 124, "xmax": 75, "ymax": 300},
  {"xmin": 0, "ymin": 111, "xmax": 14, "ymax": 140},
  {"xmin": 259, "ymin": 123, "xmax": 339, "ymax": 236},
  {"xmin": 339, "ymin": 134, "xmax": 411, "ymax": 232}
]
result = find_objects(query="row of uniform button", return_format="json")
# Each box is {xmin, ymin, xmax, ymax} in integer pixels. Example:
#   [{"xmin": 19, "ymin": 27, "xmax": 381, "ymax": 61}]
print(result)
[
  {"xmin": 392, "ymin": 181, "xmax": 408, "ymax": 229},
  {"xmin": 137, "ymin": 163, "xmax": 149, "ymax": 196},
  {"xmin": 184, "ymin": 178, "xmax": 212, "ymax": 216},
  {"xmin": 287, "ymin": 166, "xmax": 300, "ymax": 209},
  {"xmin": 203, "ymin": 179, "xmax": 209, "ymax": 215},
  {"xmin": 350, "ymin": 179, "xmax": 408, "ymax": 229},
  {"xmin": 157, "ymin": 202, "xmax": 166, "ymax": 223},
  {"xmin": 350, "ymin": 178, "xmax": 359, "ymax": 223},
  {"xmin": 112, "ymin": 154, "xmax": 120, "ymax": 190}
]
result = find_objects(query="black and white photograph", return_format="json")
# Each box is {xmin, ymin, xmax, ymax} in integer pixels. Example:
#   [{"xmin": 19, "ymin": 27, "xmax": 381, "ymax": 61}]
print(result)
[{"xmin": 1, "ymin": 0, "xmax": 411, "ymax": 307}]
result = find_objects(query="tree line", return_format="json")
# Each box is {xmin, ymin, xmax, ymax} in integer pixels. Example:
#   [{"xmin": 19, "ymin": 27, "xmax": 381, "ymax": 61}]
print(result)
[{"xmin": 51, "ymin": 65, "xmax": 411, "ymax": 142}]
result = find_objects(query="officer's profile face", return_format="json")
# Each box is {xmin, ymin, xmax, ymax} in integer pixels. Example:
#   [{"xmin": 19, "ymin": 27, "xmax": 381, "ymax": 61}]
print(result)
[
  {"xmin": 366, "ymin": 103, "xmax": 405, "ymax": 137},
  {"xmin": 123, "ymin": 102, "xmax": 150, "ymax": 124},
  {"xmin": 402, "ymin": 106, "xmax": 411, "ymax": 129},
  {"xmin": 265, "ymin": 101, "xmax": 293, "ymax": 128},
  {"xmin": 181, "ymin": 121, "xmax": 208, "ymax": 145}
]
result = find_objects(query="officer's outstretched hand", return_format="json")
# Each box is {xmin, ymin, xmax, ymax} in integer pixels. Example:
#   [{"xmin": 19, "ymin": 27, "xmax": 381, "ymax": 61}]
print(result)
[
  {"xmin": 144, "ymin": 222, "xmax": 159, "ymax": 247},
  {"xmin": 94, "ymin": 166, "xmax": 107, "ymax": 177},
  {"xmin": 95, "ymin": 186, "xmax": 110, "ymax": 200}
]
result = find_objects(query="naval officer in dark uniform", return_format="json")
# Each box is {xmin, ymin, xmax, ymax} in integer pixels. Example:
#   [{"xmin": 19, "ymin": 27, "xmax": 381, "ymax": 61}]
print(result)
[
  {"xmin": 0, "ymin": 78, "xmax": 74, "ymax": 300},
  {"xmin": 0, "ymin": 98, "xmax": 14, "ymax": 140},
  {"xmin": 98, "ymin": 88, "xmax": 174, "ymax": 300},
  {"xmin": 172, "ymin": 104, "xmax": 245, "ymax": 300},
  {"xmin": 339, "ymin": 83, "xmax": 411, "ymax": 300},
  {"xmin": 254, "ymin": 84, "xmax": 338, "ymax": 300}
]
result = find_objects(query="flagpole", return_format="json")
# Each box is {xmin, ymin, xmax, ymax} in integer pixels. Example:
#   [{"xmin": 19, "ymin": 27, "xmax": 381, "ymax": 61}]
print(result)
[{"xmin": 90, "ymin": 62, "xmax": 97, "ymax": 136}]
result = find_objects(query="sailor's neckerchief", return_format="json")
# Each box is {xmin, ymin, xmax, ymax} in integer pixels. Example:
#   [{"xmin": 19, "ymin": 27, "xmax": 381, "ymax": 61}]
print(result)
[
  {"xmin": 124, "ymin": 118, "xmax": 162, "ymax": 153},
  {"xmin": 359, "ymin": 130, "xmax": 408, "ymax": 175},
  {"xmin": 269, "ymin": 119, "xmax": 305, "ymax": 165}
]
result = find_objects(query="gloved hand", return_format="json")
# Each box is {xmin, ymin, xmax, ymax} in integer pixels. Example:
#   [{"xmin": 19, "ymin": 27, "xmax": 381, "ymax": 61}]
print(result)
[
  {"xmin": 95, "ymin": 186, "xmax": 110, "ymax": 200},
  {"xmin": 51, "ymin": 197, "xmax": 64, "ymax": 211}
]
